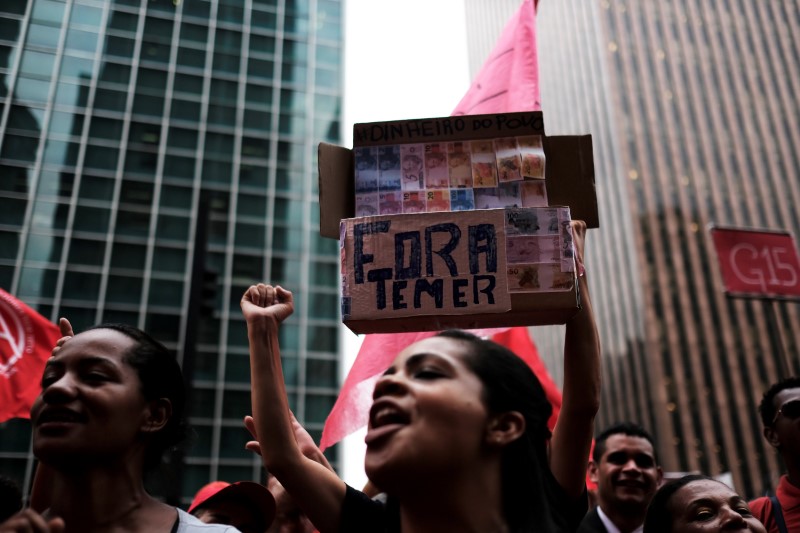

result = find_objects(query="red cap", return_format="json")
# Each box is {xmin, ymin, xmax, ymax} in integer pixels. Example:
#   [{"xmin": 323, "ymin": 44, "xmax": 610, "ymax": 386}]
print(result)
[{"xmin": 189, "ymin": 481, "xmax": 276, "ymax": 526}]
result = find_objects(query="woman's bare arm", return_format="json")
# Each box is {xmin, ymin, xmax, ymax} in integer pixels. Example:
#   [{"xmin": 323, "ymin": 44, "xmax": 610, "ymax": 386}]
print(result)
[
  {"xmin": 548, "ymin": 221, "xmax": 601, "ymax": 499},
  {"xmin": 243, "ymin": 284, "xmax": 346, "ymax": 533}
]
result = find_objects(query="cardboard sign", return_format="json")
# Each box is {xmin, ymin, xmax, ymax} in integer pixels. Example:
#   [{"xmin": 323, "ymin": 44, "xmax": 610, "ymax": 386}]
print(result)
[
  {"xmin": 710, "ymin": 226, "xmax": 800, "ymax": 299},
  {"xmin": 341, "ymin": 209, "xmax": 512, "ymax": 321}
]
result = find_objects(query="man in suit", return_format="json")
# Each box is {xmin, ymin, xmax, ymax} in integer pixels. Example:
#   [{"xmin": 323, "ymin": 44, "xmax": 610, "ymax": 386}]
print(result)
[{"xmin": 578, "ymin": 422, "xmax": 663, "ymax": 533}]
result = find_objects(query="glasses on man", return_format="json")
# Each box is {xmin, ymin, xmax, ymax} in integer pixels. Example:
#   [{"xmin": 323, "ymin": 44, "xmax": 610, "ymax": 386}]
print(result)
[{"xmin": 772, "ymin": 399, "xmax": 800, "ymax": 425}]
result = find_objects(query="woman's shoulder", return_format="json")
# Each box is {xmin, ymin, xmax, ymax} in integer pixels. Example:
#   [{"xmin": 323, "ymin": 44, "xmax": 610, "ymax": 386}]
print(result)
[{"xmin": 174, "ymin": 508, "xmax": 242, "ymax": 533}]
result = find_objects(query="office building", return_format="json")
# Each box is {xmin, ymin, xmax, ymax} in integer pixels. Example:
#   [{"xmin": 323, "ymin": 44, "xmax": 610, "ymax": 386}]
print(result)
[
  {"xmin": 465, "ymin": 0, "xmax": 800, "ymax": 497},
  {"xmin": 0, "ymin": 0, "xmax": 343, "ymax": 504}
]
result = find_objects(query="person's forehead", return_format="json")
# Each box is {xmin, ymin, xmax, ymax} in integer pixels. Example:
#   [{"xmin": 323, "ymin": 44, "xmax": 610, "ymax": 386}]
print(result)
[
  {"xmin": 602, "ymin": 433, "xmax": 655, "ymax": 457},
  {"xmin": 674, "ymin": 479, "xmax": 733, "ymax": 506},
  {"xmin": 395, "ymin": 336, "xmax": 470, "ymax": 366},
  {"xmin": 774, "ymin": 387, "xmax": 800, "ymax": 408},
  {"xmin": 50, "ymin": 328, "xmax": 135, "ymax": 363}
]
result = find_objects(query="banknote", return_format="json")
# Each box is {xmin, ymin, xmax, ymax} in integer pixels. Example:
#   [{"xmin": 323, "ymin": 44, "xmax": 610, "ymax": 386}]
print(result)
[
  {"xmin": 505, "ymin": 208, "xmax": 541, "ymax": 235},
  {"xmin": 355, "ymin": 146, "xmax": 378, "ymax": 193},
  {"xmin": 424, "ymin": 143, "xmax": 449, "ymax": 189},
  {"xmin": 447, "ymin": 141, "xmax": 473, "ymax": 188},
  {"xmin": 474, "ymin": 183, "xmax": 522, "ymax": 210},
  {"xmin": 403, "ymin": 191, "xmax": 426, "ymax": 213},
  {"xmin": 495, "ymin": 138, "xmax": 523, "ymax": 183},
  {"xmin": 400, "ymin": 144, "xmax": 424, "ymax": 191},
  {"xmin": 379, "ymin": 191, "xmax": 402, "ymax": 215},
  {"xmin": 450, "ymin": 189, "xmax": 475, "ymax": 211},
  {"xmin": 518, "ymin": 135, "xmax": 545, "ymax": 179},
  {"xmin": 378, "ymin": 145, "xmax": 402, "ymax": 191},
  {"xmin": 426, "ymin": 189, "xmax": 451, "ymax": 212},
  {"xmin": 506, "ymin": 235, "xmax": 562, "ymax": 264},
  {"xmin": 355, "ymin": 193, "xmax": 379, "ymax": 217},
  {"xmin": 470, "ymin": 140, "xmax": 498, "ymax": 188},
  {"xmin": 507, "ymin": 264, "xmax": 575, "ymax": 292},
  {"xmin": 521, "ymin": 180, "xmax": 548, "ymax": 207}
]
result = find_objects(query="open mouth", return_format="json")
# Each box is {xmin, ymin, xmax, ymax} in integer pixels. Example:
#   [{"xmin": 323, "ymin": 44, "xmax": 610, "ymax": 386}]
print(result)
[{"xmin": 366, "ymin": 401, "xmax": 410, "ymax": 445}]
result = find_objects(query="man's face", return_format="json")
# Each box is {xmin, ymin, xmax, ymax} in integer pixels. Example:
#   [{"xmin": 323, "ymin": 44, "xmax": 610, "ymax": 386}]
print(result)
[
  {"xmin": 766, "ymin": 387, "xmax": 800, "ymax": 455},
  {"xmin": 590, "ymin": 434, "xmax": 662, "ymax": 514}
]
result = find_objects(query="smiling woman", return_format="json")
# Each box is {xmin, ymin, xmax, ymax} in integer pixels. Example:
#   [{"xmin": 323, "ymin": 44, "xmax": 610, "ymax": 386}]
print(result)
[
  {"xmin": 643, "ymin": 475, "xmax": 767, "ymax": 533},
  {"xmin": 1, "ymin": 321, "xmax": 241, "ymax": 533}
]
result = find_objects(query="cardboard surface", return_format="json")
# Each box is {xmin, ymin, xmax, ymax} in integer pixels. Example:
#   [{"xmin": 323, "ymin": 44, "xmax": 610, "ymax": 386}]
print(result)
[
  {"xmin": 319, "ymin": 131, "xmax": 597, "ymax": 239},
  {"xmin": 340, "ymin": 207, "xmax": 580, "ymax": 333},
  {"xmin": 317, "ymin": 111, "xmax": 596, "ymax": 333}
]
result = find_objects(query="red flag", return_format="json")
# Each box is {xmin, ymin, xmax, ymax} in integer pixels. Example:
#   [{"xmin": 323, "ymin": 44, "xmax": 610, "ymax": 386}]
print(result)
[
  {"xmin": 489, "ymin": 327, "xmax": 561, "ymax": 430},
  {"xmin": 320, "ymin": 0, "xmax": 552, "ymax": 450},
  {"xmin": 0, "ymin": 289, "xmax": 60, "ymax": 422},
  {"xmin": 452, "ymin": 0, "xmax": 540, "ymax": 115}
]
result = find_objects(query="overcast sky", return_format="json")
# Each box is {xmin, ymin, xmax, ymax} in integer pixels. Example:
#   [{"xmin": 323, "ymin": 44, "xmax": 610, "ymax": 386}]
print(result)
[{"xmin": 338, "ymin": 0, "xmax": 470, "ymax": 488}]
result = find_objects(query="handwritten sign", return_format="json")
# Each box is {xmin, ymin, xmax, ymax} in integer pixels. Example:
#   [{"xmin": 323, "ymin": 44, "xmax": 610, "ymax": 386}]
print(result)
[
  {"xmin": 353, "ymin": 112, "xmax": 544, "ymax": 146},
  {"xmin": 710, "ymin": 226, "xmax": 800, "ymax": 299},
  {"xmin": 341, "ymin": 209, "xmax": 512, "ymax": 320}
]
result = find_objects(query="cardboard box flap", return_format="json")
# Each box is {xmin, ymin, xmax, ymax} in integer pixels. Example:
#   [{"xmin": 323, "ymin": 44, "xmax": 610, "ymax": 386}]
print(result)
[
  {"xmin": 318, "ymin": 134, "xmax": 598, "ymax": 238},
  {"xmin": 318, "ymin": 142, "xmax": 354, "ymax": 239},
  {"xmin": 543, "ymin": 135, "xmax": 598, "ymax": 228}
]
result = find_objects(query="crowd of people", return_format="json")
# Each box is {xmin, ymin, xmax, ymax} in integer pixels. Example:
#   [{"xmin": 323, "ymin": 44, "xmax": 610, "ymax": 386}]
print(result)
[{"xmin": 0, "ymin": 221, "xmax": 795, "ymax": 532}]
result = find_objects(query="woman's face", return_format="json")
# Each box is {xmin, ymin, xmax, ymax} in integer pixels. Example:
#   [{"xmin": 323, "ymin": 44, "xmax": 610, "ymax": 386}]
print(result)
[
  {"xmin": 364, "ymin": 336, "xmax": 490, "ymax": 489},
  {"xmin": 31, "ymin": 329, "xmax": 152, "ymax": 466},
  {"xmin": 667, "ymin": 479, "xmax": 767, "ymax": 533}
]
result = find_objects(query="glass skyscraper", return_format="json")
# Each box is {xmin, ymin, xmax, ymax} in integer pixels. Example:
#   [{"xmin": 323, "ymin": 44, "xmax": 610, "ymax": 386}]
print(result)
[
  {"xmin": 0, "ymin": 0, "xmax": 343, "ymax": 504},
  {"xmin": 465, "ymin": 1, "xmax": 800, "ymax": 498}
]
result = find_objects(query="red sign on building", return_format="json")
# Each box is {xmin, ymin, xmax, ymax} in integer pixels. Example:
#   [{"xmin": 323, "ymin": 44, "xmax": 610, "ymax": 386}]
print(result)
[{"xmin": 710, "ymin": 226, "xmax": 800, "ymax": 299}]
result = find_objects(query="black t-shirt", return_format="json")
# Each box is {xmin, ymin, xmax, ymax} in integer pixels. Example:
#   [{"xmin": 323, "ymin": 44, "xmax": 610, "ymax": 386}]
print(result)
[{"xmin": 339, "ymin": 473, "xmax": 587, "ymax": 533}]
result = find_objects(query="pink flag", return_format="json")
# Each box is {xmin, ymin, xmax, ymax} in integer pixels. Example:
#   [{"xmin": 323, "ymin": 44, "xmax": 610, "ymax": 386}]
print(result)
[
  {"xmin": 452, "ymin": 0, "xmax": 540, "ymax": 115},
  {"xmin": 320, "ymin": 0, "xmax": 549, "ymax": 451}
]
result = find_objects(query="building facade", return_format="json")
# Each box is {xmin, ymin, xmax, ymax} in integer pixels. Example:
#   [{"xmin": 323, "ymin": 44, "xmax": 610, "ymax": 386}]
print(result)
[
  {"xmin": 465, "ymin": 0, "xmax": 800, "ymax": 498},
  {"xmin": 0, "ymin": 0, "xmax": 343, "ymax": 504}
]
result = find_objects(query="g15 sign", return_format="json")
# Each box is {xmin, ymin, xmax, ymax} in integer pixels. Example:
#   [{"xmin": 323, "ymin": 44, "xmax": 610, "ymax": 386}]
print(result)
[{"xmin": 710, "ymin": 226, "xmax": 800, "ymax": 299}]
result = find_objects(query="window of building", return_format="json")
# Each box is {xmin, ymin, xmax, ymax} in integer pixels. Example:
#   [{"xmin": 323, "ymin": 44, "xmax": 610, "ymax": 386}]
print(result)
[
  {"xmin": 152, "ymin": 246, "xmax": 187, "ymax": 274},
  {"xmin": 110, "ymin": 241, "xmax": 146, "ymax": 271},
  {"xmin": 108, "ymin": 10, "xmax": 139, "ymax": 33},
  {"xmin": 84, "ymin": 145, "xmax": 120, "ymax": 171},
  {"xmin": 104, "ymin": 35, "xmax": 136, "ymax": 59},
  {"xmin": 62, "ymin": 271, "xmax": 101, "ymax": 301},
  {"xmin": 14, "ymin": 77, "xmax": 51, "ymax": 104},
  {"xmin": 23, "ymin": 233, "xmax": 62, "ymax": 264},
  {"xmin": 145, "ymin": 312, "xmax": 181, "ymax": 343},
  {"xmin": 177, "ymin": 46, "xmax": 206, "ymax": 69},
  {"xmin": 78, "ymin": 175, "xmax": 115, "ymax": 201},
  {"xmin": 64, "ymin": 27, "xmax": 99, "ymax": 54},
  {"xmin": 73, "ymin": 205, "xmax": 111, "ymax": 234},
  {"xmin": 160, "ymin": 184, "xmax": 192, "ymax": 209},
  {"xmin": 149, "ymin": 278, "xmax": 184, "ymax": 307},
  {"xmin": 67, "ymin": 237, "xmax": 105, "ymax": 266},
  {"xmin": 115, "ymin": 210, "xmax": 151, "ymax": 238},
  {"xmin": 32, "ymin": 0, "xmax": 65, "ymax": 24},
  {"xmin": 106, "ymin": 274, "xmax": 142, "ymax": 305},
  {"xmin": 17, "ymin": 266, "xmax": 58, "ymax": 298},
  {"xmin": 306, "ymin": 358, "xmax": 336, "ymax": 387}
]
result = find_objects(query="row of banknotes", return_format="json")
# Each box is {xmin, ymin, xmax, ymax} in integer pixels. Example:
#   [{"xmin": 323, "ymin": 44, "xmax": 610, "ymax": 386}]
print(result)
[
  {"xmin": 504, "ymin": 207, "xmax": 575, "ymax": 292},
  {"xmin": 354, "ymin": 136, "xmax": 546, "ymax": 215}
]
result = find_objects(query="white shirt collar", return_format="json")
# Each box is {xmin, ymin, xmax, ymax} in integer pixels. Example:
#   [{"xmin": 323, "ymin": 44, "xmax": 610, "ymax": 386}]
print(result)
[{"xmin": 596, "ymin": 505, "xmax": 643, "ymax": 533}]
